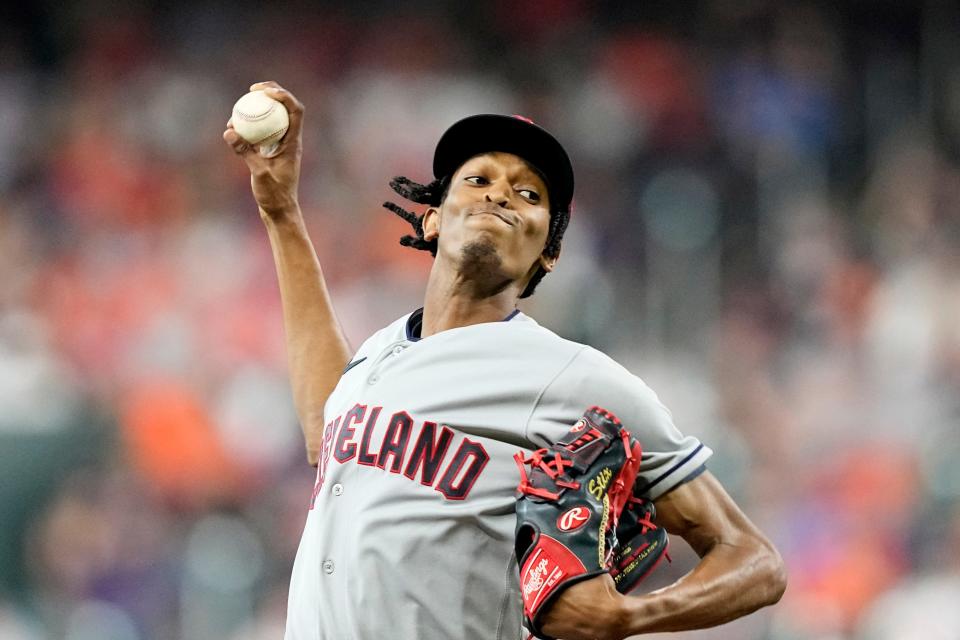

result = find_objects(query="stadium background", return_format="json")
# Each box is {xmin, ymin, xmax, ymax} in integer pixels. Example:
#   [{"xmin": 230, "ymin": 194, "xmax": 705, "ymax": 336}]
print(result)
[{"xmin": 2, "ymin": 1, "xmax": 959, "ymax": 638}]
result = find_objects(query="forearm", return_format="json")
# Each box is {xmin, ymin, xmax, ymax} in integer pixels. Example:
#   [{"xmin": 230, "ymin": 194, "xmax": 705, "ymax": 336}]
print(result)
[
  {"xmin": 263, "ymin": 208, "xmax": 352, "ymax": 464},
  {"xmin": 622, "ymin": 536, "xmax": 786, "ymax": 635}
]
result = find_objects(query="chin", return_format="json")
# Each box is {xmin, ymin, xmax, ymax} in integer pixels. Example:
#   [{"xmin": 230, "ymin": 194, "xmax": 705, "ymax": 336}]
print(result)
[
  {"xmin": 461, "ymin": 236, "xmax": 501, "ymax": 264},
  {"xmin": 451, "ymin": 237, "xmax": 525, "ymax": 296},
  {"xmin": 459, "ymin": 236, "xmax": 509, "ymax": 279}
]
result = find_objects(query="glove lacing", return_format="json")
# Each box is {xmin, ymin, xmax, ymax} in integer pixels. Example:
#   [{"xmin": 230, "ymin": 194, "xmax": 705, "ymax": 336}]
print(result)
[
  {"xmin": 620, "ymin": 495, "xmax": 672, "ymax": 564},
  {"xmin": 513, "ymin": 449, "xmax": 581, "ymax": 500},
  {"xmin": 624, "ymin": 496, "xmax": 658, "ymax": 534}
]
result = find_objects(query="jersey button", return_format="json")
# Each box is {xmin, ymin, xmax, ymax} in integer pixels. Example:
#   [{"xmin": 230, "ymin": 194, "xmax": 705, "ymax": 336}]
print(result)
[
  {"xmin": 332, "ymin": 483, "xmax": 343, "ymax": 496},
  {"xmin": 323, "ymin": 560, "xmax": 335, "ymax": 575},
  {"xmin": 392, "ymin": 346, "xmax": 403, "ymax": 355},
  {"xmin": 368, "ymin": 375, "xmax": 379, "ymax": 384}
]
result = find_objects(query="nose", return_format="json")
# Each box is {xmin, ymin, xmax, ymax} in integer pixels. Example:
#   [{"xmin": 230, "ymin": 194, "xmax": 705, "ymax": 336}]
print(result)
[{"xmin": 484, "ymin": 181, "xmax": 511, "ymax": 207}]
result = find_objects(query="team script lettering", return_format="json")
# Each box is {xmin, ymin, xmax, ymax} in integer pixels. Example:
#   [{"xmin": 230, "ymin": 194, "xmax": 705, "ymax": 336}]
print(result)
[{"xmin": 310, "ymin": 403, "xmax": 490, "ymax": 507}]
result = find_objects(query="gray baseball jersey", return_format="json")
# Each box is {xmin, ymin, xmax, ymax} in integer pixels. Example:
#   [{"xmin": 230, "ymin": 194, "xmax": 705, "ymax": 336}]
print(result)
[{"xmin": 284, "ymin": 309, "xmax": 712, "ymax": 640}]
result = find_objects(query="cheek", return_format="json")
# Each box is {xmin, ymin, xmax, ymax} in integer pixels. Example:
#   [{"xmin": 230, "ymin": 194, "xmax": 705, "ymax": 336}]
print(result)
[
  {"xmin": 505, "ymin": 211, "xmax": 551, "ymax": 268},
  {"xmin": 524, "ymin": 210, "xmax": 552, "ymax": 244},
  {"xmin": 443, "ymin": 184, "xmax": 473, "ymax": 212}
]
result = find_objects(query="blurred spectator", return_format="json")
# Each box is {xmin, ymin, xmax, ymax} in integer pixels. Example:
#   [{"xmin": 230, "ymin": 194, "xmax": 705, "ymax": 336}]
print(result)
[{"xmin": 855, "ymin": 504, "xmax": 960, "ymax": 640}]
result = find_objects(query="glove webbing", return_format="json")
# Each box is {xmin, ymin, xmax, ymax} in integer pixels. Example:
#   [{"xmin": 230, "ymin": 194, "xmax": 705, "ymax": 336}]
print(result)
[
  {"xmin": 514, "ymin": 428, "xmax": 636, "ymax": 501},
  {"xmin": 513, "ymin": 450, "xmax": 580, "ymax": 500}
]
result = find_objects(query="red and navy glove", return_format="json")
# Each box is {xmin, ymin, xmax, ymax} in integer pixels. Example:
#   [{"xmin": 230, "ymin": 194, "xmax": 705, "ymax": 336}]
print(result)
[{"xmin": 514, "ymin": 407, "xmax": 641, "ymax": 639}]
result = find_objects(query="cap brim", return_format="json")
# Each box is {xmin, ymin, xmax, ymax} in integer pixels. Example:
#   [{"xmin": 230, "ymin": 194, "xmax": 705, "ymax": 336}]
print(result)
[{"xmin": 432, "ymin": 114, "xmax": 574, "ymax": 212}]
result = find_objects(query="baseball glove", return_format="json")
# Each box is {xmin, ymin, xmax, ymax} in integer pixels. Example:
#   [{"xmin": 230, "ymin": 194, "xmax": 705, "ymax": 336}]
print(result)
[
  {"xmin": 609, "ymin": 495, "xmax": 670, "ymax": 594},
  {"xmin": 513, "ymin": 406, "xmax": 642, "ymax": 639}
]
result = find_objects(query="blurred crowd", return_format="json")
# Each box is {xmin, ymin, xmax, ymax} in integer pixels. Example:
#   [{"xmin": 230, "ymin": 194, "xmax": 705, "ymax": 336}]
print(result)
[{"xmin": 2, "ymin": 1, "xmax": 959, "ymax": 639}]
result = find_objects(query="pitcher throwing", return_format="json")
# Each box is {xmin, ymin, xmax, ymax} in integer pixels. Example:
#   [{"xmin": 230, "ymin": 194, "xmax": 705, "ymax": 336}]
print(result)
[{"xmin": 223, "ymin": 82, "xmax": 786, "ymax": 640}]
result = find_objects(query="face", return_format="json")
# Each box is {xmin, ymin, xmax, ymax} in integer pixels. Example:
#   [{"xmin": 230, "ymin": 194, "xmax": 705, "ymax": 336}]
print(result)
[{"xmin": 422, "ymin": 151, "xmax": 558, "ymax": 293}]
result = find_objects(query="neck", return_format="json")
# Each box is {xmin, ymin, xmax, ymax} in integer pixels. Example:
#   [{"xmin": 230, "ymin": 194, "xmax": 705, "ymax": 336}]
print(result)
[{"xmin": 421, "ymin": 260, "xmax": 520, "ymax": 338}]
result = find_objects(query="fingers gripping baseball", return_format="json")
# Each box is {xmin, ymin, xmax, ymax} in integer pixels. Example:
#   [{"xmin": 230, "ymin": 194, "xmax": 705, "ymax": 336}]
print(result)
[{"xmin": 223, "ymin": 82, "xmax": 305, "ymax": 220}]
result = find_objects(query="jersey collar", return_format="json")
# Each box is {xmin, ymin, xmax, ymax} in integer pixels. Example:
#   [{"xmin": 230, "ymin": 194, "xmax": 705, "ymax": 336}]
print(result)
[{"xmin": 405, "ymin": 307, "xmax": 521, "ymax": 342}]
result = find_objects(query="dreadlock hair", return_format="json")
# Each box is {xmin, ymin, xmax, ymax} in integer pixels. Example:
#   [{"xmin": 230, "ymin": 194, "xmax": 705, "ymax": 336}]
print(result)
[
  {"xmin": 382, "ymin": 175, "xmax": 569, "ymax": 298},
  {"xmin": 381, "ymin": 176, "xmax": 448, "ymax": 256}
]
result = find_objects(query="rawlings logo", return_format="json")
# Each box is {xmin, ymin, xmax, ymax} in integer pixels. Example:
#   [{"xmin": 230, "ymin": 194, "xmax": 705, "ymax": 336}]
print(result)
[
  {"xmin": 523, "ymin": 558, "xmax": 550, "ymax": 597},
  {"xmin": 557, "ymin": 506, "xmax": 591, "ymax": 532},
  {"xmin": 588, "ymin": 467, "xmax": 613, "ymax": 501},
  {"xmin": 570, "ymin": 418, "xmax": 587, "ymax": 433}
]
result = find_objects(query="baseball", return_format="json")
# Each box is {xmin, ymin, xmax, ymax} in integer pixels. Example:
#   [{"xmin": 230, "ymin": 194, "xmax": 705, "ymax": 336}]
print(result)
[{"xmin": 231, "ymin": 90, "xmax": 289, "ymax": 156}]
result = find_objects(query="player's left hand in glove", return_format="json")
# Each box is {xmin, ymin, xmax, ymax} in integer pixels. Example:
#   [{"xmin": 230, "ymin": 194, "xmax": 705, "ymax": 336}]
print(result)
[{"xmin": 513, "ymin": 406, "xmax": 642, "ymax": 640}]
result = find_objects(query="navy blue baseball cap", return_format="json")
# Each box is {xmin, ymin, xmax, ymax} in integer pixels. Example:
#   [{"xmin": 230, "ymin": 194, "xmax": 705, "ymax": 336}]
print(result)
[{"xmin": 432, "ymin": 114, "xmax": 575, "ymax": 213}]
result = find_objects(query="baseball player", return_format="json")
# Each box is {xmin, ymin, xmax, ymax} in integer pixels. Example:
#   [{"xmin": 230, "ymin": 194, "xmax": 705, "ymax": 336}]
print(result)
[{"xmin": 223, "ymin": 82, "xmax": 786, "ymax": 640}]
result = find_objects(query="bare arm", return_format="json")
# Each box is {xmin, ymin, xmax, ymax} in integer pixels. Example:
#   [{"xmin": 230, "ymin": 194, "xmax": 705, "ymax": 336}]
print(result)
[
  {"xmin": 621, "ymin": 470, "xmax": 787, "ymax": 634},
  {"xmin": 223, "ymin": 82, "xmax": 351, "ymax": 466},
  {"xmin": 541, "ymin": 471, "xmax": 787, "ymax": 639}
]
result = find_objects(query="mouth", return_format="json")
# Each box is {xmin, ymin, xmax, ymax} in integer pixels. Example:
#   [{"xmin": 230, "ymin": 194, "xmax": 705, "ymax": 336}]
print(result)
[{"xmin": 467, "ymin": 204, "xmax": 516, "ymax": 226}]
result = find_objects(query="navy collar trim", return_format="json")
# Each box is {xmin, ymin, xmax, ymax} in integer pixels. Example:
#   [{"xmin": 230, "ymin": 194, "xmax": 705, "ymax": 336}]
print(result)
[
  {"xmin": 405, "ymin": 307, "xmax": 520, "ymax": 342},
  {"xmin": 503, "ymin": 308, "xmax": 521, "ymax": 322}
]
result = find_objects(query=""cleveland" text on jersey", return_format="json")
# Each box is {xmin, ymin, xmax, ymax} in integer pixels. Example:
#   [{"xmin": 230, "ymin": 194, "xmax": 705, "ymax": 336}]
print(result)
[{"xmin": 310, "ymin": 403, "xmax": 490, "ymax": 507}]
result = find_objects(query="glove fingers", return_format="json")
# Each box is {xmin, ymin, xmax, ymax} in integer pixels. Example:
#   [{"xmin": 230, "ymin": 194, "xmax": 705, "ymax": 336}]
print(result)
[{"xmin": 610, "ymin": 526, "xmax": 669, "ymax": 594}]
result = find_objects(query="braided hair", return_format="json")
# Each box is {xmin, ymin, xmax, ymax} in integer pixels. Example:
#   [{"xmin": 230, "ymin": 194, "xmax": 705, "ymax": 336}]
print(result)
[{"xmin": 382, "ymin": 175, "xmax": 569, "ymax": 298}]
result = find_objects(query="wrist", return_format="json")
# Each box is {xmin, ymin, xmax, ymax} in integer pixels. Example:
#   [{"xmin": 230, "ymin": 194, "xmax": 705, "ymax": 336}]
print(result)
[
  {"xmin": 259, "ymin": 201, "xmax": 303, "ymax": 225},
  {"xmin": 619, "ymin": 591, "xmax": 674, "ymax": 637},
  {"xmin": 608, "ymin": 592, "xmax": 633, "ymax": 640}
]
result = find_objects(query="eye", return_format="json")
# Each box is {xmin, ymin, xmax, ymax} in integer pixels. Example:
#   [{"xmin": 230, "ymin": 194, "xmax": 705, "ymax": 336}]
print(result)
[
  {"xmin": 517, "ymin": 188, "xmax": 540, "ymax": 203},
  {"xmin": 465, "ymin": 176, "xmax": 489, "ymax": 185}
]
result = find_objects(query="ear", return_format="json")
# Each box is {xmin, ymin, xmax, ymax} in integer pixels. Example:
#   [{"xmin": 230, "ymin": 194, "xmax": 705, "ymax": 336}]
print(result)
[
  {"xmin": 538, "ymin": 248, "xmax": 560, "ymax": 273},
  {"xmin": 422, "ymin": 207, "xmax": 441, "ymax": 241}
]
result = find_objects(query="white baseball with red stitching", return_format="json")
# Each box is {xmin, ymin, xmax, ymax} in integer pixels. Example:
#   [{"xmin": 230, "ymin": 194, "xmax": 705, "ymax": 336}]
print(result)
[{"xmin": 231, "ymin": 90, "xmax": 289, "ymax": 154}]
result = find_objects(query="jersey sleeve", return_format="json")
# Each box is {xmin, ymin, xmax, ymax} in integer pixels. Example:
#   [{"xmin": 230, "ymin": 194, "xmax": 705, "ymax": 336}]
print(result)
[{"xmin": 525, "ymin": 346, "xmax": 712, "ymax": 500}]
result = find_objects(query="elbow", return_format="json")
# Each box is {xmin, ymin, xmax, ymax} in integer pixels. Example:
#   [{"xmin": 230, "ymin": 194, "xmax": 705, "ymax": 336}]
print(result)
[
  {"xmin": 734, "ymin": 532, "xmax": 788, "ymax": 610},
  {"xmin": 770, "ymin": 554, "xmax": 788, "ymax": 605},
  {"xmin": 759, "ymin": 540, "xmax": 788, "ymax": 606}
]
